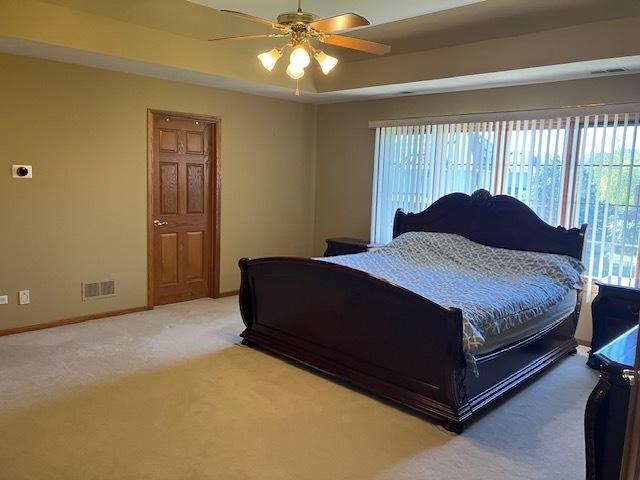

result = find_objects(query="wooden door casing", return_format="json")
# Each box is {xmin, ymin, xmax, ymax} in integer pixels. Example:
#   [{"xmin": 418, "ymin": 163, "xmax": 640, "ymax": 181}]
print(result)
[{"xmin": 151, "ymin": 113, "xmax": 216, "ymax": 305}]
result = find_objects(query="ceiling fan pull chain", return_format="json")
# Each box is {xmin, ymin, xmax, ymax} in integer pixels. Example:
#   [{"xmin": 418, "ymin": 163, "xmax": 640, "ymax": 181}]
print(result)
[
  {"xmin": 297, "ymin": 0, "xmax": 302, "ymax": 13},
  {"xmin": 295, "ymin": 79, "xmax": 300, "ymax": 96}
]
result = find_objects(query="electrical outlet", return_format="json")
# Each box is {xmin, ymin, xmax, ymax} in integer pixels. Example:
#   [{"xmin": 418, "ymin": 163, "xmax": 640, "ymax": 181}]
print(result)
[
  {"xmin": 0, "ymin": 295, "xmax": 8, "ymax": 305},
  {"xmin": 18, "ymin": 290, "xmax": 30, "ymax": 305}
]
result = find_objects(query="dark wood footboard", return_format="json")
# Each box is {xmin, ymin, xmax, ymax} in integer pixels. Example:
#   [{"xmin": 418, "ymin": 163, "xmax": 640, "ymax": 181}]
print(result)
[
  {"xmin": 238, "ymin": 256, "xmax": 579, "ymax": 430},
  {"xmin": 239, "ymin": 257, "xmax": 470, "ymax": 422}
]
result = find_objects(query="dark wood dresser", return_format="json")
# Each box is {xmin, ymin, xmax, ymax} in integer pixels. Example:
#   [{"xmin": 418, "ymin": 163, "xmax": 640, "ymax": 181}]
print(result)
[
  {"xmin": 588, "ymin": 277, "xmax": 640, "ymax": 369},
  {"xmin": 324, "ymin": 237, "xmax": 373, "ymax": 257},
  {"xmin": 585, "ymin": 326, "xmax": 637, "ymax": 480}
]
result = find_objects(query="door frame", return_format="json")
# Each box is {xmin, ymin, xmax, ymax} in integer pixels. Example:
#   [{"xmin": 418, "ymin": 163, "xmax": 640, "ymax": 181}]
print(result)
[{"xmin": 146, "ymin": 109, "xmax": 221, "ymax": 308}]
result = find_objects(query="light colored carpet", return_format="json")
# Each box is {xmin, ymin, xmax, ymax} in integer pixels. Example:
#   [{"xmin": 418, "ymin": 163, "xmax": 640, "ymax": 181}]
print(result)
[{"xmin": 0, "ymin": 297, "xmax": 598, "ymax": 480}]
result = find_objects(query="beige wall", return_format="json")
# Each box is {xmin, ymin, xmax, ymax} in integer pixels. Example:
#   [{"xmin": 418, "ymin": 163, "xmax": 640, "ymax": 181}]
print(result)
[
  {"xmin": 314, "ymin": 74, "xmax": 640, "ymax": 342},
  {"xmin": 0, "ymin": 53, "xmax": 316, "ymax": 330},
  {"xmin": 4, "ymin": 51, "xmax": 640, "ymax": 342}
]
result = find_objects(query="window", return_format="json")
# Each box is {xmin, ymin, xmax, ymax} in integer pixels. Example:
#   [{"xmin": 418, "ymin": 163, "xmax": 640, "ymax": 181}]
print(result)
[
  {"xmin": 500, "ymin": 119, "xmax": 569, "ymax": 225},
  {"xmin": 371, "ymin": 113, "xmax": 640, "ymax": 286},
  {"xmin": 371, "ymin": 123, "xmax": 496, "ymax": 242},
  {"xmin": 573, "ymin": 115, "xmax": 640, "ymax": 282}
]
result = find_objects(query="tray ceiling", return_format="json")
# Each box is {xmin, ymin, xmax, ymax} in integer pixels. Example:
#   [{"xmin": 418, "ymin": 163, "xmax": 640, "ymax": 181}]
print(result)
[{"xmin": 7, "ymin": 0, "xmax": 640, "ymax": 104}]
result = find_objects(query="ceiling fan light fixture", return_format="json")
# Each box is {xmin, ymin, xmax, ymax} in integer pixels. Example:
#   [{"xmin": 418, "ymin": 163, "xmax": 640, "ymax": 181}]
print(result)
[
  {"xmin": 286, "ymin": 63, "xmax": 305, "ymax": 80},
  {"xmin": 257, "ymin": 48, "xmax": 282, "ymax": 71},
  {"xmin": 214, "ymin": 3, "xmax": 390, "ymax": 95},
  {"xmin": 314, "ymin": 50, "xmax": 338, "ymax": 75},
  {"xmin": 289, "ymin": 45, "xmax": 311, "ymax": 69}
]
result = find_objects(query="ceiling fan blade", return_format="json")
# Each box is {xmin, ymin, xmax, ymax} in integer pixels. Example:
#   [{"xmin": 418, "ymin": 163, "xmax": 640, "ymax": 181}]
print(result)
[
  {"xmin": 208, "ymin": 33, "xmax": 275, "ymax": 41},
  {"xmin": 320, "ymin": 34, "xmax": 391, "ymax": 55},
  {"xmin": 220, "ymin": 9, "xmax": 282, "ymax": 29},
  {"xmin": 310, "ymin": 13, "xmax": 370, "ymax": 33}
]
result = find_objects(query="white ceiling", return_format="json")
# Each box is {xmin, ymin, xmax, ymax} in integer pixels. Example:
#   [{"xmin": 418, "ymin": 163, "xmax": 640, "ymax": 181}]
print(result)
[{"xmin": 187, "ymin": 0, "xmax": 486, "ymax": 27}]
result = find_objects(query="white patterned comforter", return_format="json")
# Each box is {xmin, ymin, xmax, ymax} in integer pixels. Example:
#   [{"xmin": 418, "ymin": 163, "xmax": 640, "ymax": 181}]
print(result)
[{"xmin": 319, "ymin": 232, "xmax": 584, "ymax": 374}]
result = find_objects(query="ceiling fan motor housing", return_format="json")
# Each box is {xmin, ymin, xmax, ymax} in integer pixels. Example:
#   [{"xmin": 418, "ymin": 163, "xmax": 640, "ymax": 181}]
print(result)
[{"xmin": 276, "ymin": 11, "xmax": 319, "ymax": 25}]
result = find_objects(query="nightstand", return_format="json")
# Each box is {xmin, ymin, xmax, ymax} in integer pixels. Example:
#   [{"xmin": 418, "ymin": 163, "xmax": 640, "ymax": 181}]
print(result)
[
  {"xmin": 588, "ymin": 276, "xmax": 640, "ymax": 369},
  {"xmin": 584, "ymin": 326, "xmax": 637, "ymax": 480},
  {"xmin": 324, "ymin": 237, "xmax": 374, "ymax": 257}
]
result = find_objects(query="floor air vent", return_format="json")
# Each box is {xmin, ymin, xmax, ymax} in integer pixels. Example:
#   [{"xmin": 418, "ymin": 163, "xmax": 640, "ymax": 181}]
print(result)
[{"xmin": 82, "ymin": 280, "xmax": 116, "ymax": 301}]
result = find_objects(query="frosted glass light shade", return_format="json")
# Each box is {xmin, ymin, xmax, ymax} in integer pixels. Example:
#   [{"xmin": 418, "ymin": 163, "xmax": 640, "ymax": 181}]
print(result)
[
  {"xmin": 289, "ymin": 46, "xmax": 311, "ymax": 69},
  {"xmin": 314, "ymin": 50, "xmax": 338, "ymax": 74},
  {"xmin": 286, "ymin": 63, "xmax": 305, "ymax": 79},
  {"xmin": 257, "ymin": 48, "xmax": 282, "ymax": 71}
]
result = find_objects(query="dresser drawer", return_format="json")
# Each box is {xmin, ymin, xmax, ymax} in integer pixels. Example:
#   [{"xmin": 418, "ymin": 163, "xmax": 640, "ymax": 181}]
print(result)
[
  {"xmin": 602, "ymin": 296, "xmax": 640, "ymax": 321},
  {"xmin": 589, "ymin": 279, "xmax": 640, "ymax": 368}
]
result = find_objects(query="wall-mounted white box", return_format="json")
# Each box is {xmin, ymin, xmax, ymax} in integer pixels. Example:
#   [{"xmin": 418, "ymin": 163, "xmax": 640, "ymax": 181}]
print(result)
[
  {"xmin": 0, "ymin": 295, "xmax": 8, "ymax": 305},
  {"xmin": 12, "ymin": 165, "xmax": 32, "ymax": 178}
]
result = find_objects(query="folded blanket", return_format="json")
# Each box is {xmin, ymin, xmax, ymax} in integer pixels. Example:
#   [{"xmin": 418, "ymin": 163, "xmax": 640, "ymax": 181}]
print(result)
[{"xmin": 319, "ymin": 231, "xmax": 584, "ymax": 375}]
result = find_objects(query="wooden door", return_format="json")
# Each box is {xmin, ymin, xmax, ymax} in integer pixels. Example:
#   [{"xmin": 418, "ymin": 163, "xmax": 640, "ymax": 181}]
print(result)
[
  {"xmin": 620, "ymin": 322, "xmax": 640, "ymax": 480},
  {"xmin": 151, "ymin": 114, "xmax": 213, "ymax": 305}
]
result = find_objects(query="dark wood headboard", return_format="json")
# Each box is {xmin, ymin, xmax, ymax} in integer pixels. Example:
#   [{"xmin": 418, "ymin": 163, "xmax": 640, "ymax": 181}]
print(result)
[{"xmin": 392, "ymin": 189, "xmax": 587, "ymax": 260}]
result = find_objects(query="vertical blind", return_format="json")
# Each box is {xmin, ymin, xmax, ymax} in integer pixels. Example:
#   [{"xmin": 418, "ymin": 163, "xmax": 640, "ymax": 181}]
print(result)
[
  {"xmin": 371, "ymin": 122, "xmax": 498, "ymax": 242},
  {"xmin": 371, "ymin": 113, "xmax": 640, "ymax": 288}
]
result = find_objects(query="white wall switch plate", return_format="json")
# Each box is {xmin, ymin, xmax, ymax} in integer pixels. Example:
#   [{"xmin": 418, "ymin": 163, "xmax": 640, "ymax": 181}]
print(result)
[
  {"xmin": 12, "ymin": 165, "xmax": 33, "ymax": 179},
  {"xmin": 18, "ymin": 290, "xmax": 30, "ymax": 305},
  {"xmin": 0, "ymin": 295, "xmax": 8, "ymax": 305}
]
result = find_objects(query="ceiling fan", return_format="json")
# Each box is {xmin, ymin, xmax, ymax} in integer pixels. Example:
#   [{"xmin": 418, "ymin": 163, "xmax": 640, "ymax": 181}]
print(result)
[{"xmin": 208, "ymin": 0, "xmax": 391, "ymax": 94}]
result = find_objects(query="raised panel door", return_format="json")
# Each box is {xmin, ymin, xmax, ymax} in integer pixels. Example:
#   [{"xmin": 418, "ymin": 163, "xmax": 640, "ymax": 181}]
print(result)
[{"xmin": 153, "ymin": 115, "xmax": 212, "ymax": 305}]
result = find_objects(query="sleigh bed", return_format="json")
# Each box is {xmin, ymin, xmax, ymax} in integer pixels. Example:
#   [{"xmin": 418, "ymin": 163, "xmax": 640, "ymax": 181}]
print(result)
[{"xmin": 238, "ymin": 190, "xmax": 587, "ymax": 433}]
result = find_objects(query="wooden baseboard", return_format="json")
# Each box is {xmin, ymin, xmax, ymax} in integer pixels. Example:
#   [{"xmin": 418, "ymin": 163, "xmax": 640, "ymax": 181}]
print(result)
[
  {"xmin": 576, "ymin": 338, "xmax": 592, "ymax": 348},
  {"xmin": 0, "ymin": 306, "xmax": 150, "ymax": 337},
  {"xmin": 217, "ymin": 290, "xmax": 239, "ymax": 298}
]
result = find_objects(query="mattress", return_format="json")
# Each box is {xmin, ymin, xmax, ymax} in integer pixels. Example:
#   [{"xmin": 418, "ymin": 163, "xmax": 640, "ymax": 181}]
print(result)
[
  {"xmin": 475, "ymin": 289, "xmax": 577, "ymax": 355},
  {"xmin": 320, "ymin": 232, "xmax": 583, "ymax": 357},
  {"xmin": 320, "ymin": 231, "xmax": 584, "ymax": 375}
]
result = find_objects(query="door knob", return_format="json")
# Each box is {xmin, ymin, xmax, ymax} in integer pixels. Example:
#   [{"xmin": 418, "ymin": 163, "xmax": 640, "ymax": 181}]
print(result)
[
  {"xmin": 622, "ymin": 369, "xmax": 638, "ymax": 386},
  {"xmin": 153, "ymin": 219, "xmax": 169, "ymax": 227}
]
